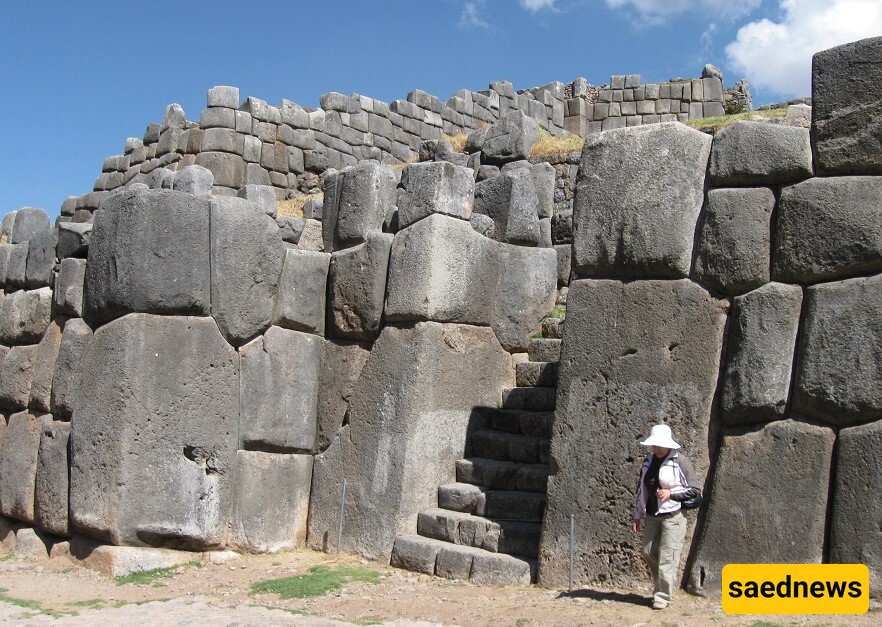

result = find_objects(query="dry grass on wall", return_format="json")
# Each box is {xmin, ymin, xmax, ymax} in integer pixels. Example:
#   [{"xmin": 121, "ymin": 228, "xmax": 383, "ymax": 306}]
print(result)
[{"xmin": 277, "ymin": 193, "xmax": 323, "ymax": 218}]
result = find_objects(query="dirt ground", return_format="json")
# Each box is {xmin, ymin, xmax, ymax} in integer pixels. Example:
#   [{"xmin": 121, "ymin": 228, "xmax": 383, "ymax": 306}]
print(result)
[{"xmin": 0, "ymin": 546, "xmax": 878, "ymax": 626}]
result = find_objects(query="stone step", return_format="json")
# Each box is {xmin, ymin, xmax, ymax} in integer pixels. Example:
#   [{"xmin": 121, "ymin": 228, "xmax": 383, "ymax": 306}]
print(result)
[
  {"xmin": 416, "ymin": 507, "xmax": 542, "ymax": 557},
  {"xmin": 528, "ymin": 338, "xmax": 561, "ymax": 362},
  {"xmin": 502, "ymin": 387, "xmax": 556, "ymax": 411},
  {"xmin": 470, "ymin": 429, "xmax": 549, "ymax": 464},
  {"xmin": 456, "ymin": 457, "xmax": 549, "ymax": 494},
  {"xmin": 478, "ymin": 408, "xmax": 553, "ymax": 438},
  {"xmin": 390, "ymin": 534, "xmax": 535, "ymax": 584},
  {"xmin": 541, "ymin": 317, "xmax": 563, "ymax": 339},
  {"xmin": 515, "ymin": 360, "xmax": 558, "ymax": 387}
]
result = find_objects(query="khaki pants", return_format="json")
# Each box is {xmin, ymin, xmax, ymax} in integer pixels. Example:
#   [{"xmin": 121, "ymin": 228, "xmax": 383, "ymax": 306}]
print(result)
[{"xmin": 642, "ymin": 512, "xmax": 687, "ymax": 606}]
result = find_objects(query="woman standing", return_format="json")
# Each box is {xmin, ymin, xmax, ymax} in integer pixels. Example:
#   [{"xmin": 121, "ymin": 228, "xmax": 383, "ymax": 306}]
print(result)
[{"xmin": 631, "ymin": 424, "xmax": 700, "ymax": 610}]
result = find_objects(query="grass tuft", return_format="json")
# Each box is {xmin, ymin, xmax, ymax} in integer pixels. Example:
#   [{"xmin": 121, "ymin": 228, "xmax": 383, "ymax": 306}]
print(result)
[
  {"xmin": 529, "ymin": 134, "xmax": 585, "ymax": 160},
  {"xmin": 443, "ymin": 133, "xmax": 469, "ymax": 153},
  {"xmin": 277, "ymin": 193, "xmax": 323, "ymax": 219},
  {"xmin": 251, "ymin": 564, "xmax": 381, "ymax": 599},
  {"xmin": 114, "ymin": 566, "xmax": 179, "ymax": 586},
  {"xmin": 685, "ymin": 108, "xmax": 788, "ymax": 132},
  {"xmin": 65, "ymin": 599, "xmax": 106, "ymax": 609}
]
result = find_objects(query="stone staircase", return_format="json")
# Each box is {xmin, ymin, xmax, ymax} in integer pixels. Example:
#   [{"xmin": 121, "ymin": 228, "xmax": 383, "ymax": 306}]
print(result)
[{"xmin": 390, "ymin": 321, "xmax": 562, "ymax": 585}]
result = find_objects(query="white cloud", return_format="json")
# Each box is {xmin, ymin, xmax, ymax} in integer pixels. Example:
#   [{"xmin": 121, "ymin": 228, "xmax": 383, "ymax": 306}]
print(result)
[
  {"xmin": 605, "ymin": 0, "xmax": 761, "ymax": 24},
  {"xmin": 459, "ymin": 1, "xmax": 489, "ymax": 29},
  {"xmin": 700, "ymin": 22, "xmax": 718, "ymax": 50},
  {"xmin": 725, "ymin": 0, "xmax": 882, "ymax": 97},
  {"xmin": 520, "ymin": 0, "xmax": 557, "ymax": 11}
]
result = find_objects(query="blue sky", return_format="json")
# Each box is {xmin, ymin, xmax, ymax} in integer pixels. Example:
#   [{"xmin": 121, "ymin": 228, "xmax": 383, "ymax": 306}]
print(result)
[{"xmin": 2, "ymin": 0, "xmax": 880, "ymax": 219}]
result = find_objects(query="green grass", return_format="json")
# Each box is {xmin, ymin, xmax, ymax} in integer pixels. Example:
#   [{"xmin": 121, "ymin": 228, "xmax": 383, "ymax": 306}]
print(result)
[
  {"xmin": 547, "ymin": 305, "xmax": 566, "ymax": 320},
  {"xmin": 748, "ymin": 622, "xmax": 785, "ymax": 627},
  {"xmin": 114, "ymin": 566, "xmax": 179, "ymax": 586},
  {"xmin": 0, "ymin": 553, "xmax": 13, "ymax": 562},
  {"xmin": 65, "ymin": 599, "xmax": 106, "ymax": 609},
  {"xmin": 686, "ymin": 108, "xmax": 788, "ymax": 132},
  {"xmin": 0, "ymin": 587, "xmax": 71, "ymax": 618},
  {"xmin": 250, "ymin": 564, "xmax": 381, "ymax": 599},
  {"xmin": 516, "ymin": 619, "xmax": 532, "ymax": 627}
]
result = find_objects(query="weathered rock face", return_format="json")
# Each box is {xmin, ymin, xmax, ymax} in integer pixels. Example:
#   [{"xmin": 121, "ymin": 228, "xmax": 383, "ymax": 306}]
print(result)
[
  {"xmin": 273, "ymin": 249, "xmax": 331, "ymax": 335},
  {"xmin": 70, "ymin": 314, "xmax": 239, "ymax": 549},
  {"xmin": 538, "ymin": 279, "xmax": 727, "ymax": 586},
  {"xmin": 721, "ymin": 283, "xmax": 803, "ymax": 425},
  {"xmin": 84, "ymin": 189, "xmax": 211, "ymax": 326},
  {"xmin": 481, "ymin": 111, "xmax": 540, "ymax": 164},
  {"xmin": 50, "ymin": 319, "xmax": 93, "ymax": 420},
  {"xmin": 812, "ymin": 36, "xmax": 882, "ymax": 175},
  {"xmin": 35, "ymin": 419, "xmax": 71, "ymax": 537},
  {"xmin": 473, "ymin": 168, "xmax": 540, "ymax": 246},
  {"xmin": 687, "ymin": 420, "xmax": 835, "ymax": 593},
  {"xmin": 793, "ymin": 274, "xmax": 882, "ymax": 426},
  {"xmin": 10, "ymin": 207, "xmax": 50, "ymax": 245},
  {"xmin": 24, "ymin": 227, "xmax": 58, "ymax": 289},
  {"xmin": 314, "ymin": 339, "xmax": 371, "ymax": 453},
  {"xmin": 54, "ymin": 258, "xmax": 86, "ymax": 318},
  {"xmin": 693, "ymin": 188, "xmax": 774, "ymax": 295},
  {"xmin": 308, "ymin": 322, "xmax": 512, "ymax": 560},
  {"xmin": 0, "ymin": 287, "xmax": 52, "ymax": 345},
  {"xmin": 397, "ymin": 162, "xmax": 474, "ymax": 229},
  {"xmin": 322, "ymin": 163, "xmax": 397, "ymax": 252},
  {"xmin": 830, "ymin": 419, "xmax": 882, "ymax": 596},
  {"xmin": 0, "ymin": 411, "xmax": 47, "ymax": 524},
  {"xmin": 708, "ymin": 122, "xmax": 812, "ymax": 186},
  {"xmin": 772, "ymin": 177, "xmax": 882, "ymax": 284},
  {"xmin": 0, "ymin": 345, "xmax": 39, "ymax": 411},
  {"xmin": 239, "ymin": 327, "xmax": 320, "ymax": 453},
  {"xmin": 572, "ymin": 123, "xmax": 712, "ymax": 279},
  {"xmin": 28, "ymin": 317, "xmax": 65, "ymax": 414}
]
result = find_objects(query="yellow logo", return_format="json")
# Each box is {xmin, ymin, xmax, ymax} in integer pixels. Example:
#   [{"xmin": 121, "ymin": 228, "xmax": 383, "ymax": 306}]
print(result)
[{"xmin": 722, "ymin": 564, "xmax": 869, "ymax": 614}]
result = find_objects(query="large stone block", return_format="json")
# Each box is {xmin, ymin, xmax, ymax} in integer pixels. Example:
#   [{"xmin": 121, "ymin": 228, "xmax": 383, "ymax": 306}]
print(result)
[
  {"xmin": 397, "ymin": 162, "xmax": 475, "ymax": 229},
  {"xmin": 0, "ymin": 345, "xmax": 38, "ymax": 411},
  {"xmin": 28, "ymin": 317, "xmax": 65, "ymax": 413},
  {"xmin": 5, "ymin": 242, "xmax": 28, "ymax": 288},
  {"xmin": 538, "ymin": 279, "xmax": 727, "ymax": 586},
  {"xmin": 326, "ymin": 232, "xmax": 393, "ymax": 341},
  {"xmin": 812, "ymin": 36, "xmax": 882, "ymax": 175},
  {"xmin": 721, "ymin": 283, "xmax": 803, "ymax": 424},
  {"xmin": 10, "ymin": 207, "xmax": 50, "ymax": 244},
  {"xmin": 70, "ymin": 314, "xmax": 239, "ymax": 549},
  {"xmin": 572, "ymin": 123, "xmax": 712, "ymax": 278},
  {"xmin": 532, "ymin": 162, "xmax": 555, "ymax": 219},
  {"xmin": 474, "ymin": 169, "xmax": 540, "ymax": 245},
  {"xmin": 194, "ymin": 151, "xmax": 245, "ymax": 188},
  {"xmin": 230, "ymin": 451, "xmax": 313, "ymax": 552},
  {"xmin": 50, "ymin": 318, "xmax": 93, "ymax": 420},
  {"xmin": 210, "ymin": 197, "xmax": 285, "ymax": 346},
  {"xmin": 308, "ymin": 322, "xmax": 512, "ymax": 559},
  {"xmin": 56, "ymin": 222, "xmax": 92, "ymax": 259},
  {"xmin": 54, "ymin": 257, "xmax": 86, "ymax": 318},
  {"xmin": 481, "ymin": 111, "xmax": 540, "ymax": 164},
  {"xmin": 24, "ymin": 226, "xmax": 58, "ymax": 288},
  {"xmin": 708, "ymin": 122, "xmax": 812, "ymax": 186},
  {"xmin": 687, "ymin": 420, "xmax": 835, "ymax": 593},
  {"xmin": 35, "ymin": 419, "xmax": 70, "ymax": 537},
  {"xmin": 273, "ymin": 248, "xmax": 330, "ymax": 335},
  {"xmin": 491, "ymin": 244, "xmax": 557, "ymax": 352},
  {"xmin": 0, "ymin": 287, "xmax": 52, "ymax": 345},
  {"xmin": 315, "ymin": 339, "xmax": 371, "ymax": 453},
  {"xmin": 0, "ymin": 411, "xmax": 47, "ymax": 523},
  {"xmin": 84, "ymin": 188, "xmax": 211, "ymax": 326},
  {"xmin": 830, "ymin": 419, "xmax": 882, "ymax": 596},
  {"xmin": 239, "ymin": 327, "xmax": 320, "ymax": 452},
  {"xmin": 793, "ymin": 274, "xmax": 882, "ymax": 426},
  {"xmin": 322, "ymin": 163, "xmax": 397, "ymax": 252},
  {"xmin": 772, "ymin": 177, "xmax": 882, "ymax": 284},
  {"xmin": 693, "ymin": 188, "xmax": 774, "ymax": 295}
]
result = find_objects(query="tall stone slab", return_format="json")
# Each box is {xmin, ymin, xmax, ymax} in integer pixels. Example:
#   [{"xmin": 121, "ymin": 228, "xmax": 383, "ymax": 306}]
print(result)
[
  {"xmin": 0, "ymin": 345, "xmax": 38, "ymax": 411},
  {"xmin": 28, "ymin": 317, "xmax": 65, "ymax": 413},
  {"xmin": 70, "ymin": 314, "xmax": 239, "ymax": 549},
  {"xmin": 273, "ymin": 248, "xmax": 331, "ymax": 335},
  {"xmin": 793, "ymin": 274, "xmax": 882, "ymax": 426},
  {"xmin": 209, "ymin": 197, "xmax": 285, "ymax": 346},
  {"xmin": 315, "ymin": 339, "xmax": 371, "ymax": 453},
  {"xmin": 538, "ymin": 279, "xmax": 727, "ymax": 587},
  {"xmin": 10, "ymin": 207, "xmax": 50, "ymax": 245},
  {"xmin": 687, "ymin": 420, "xmax": 835, "ymax": 593},
  {"xmin": 812, "ymin": 36, "xmax": 882, "ymax": 175},
  {"xmin": 572, "ymin": 123, "xmax": 712, "ymax": 278},
  {"xmin": 54, "ymin": 258, "xmax": 86, "ymax": 318},
  {"xmin": 0, "ymin": 411, "xmax": 47, "ymax": 524},
  {"xmin": 84, "ymin": 189, "xmax": 211, "ymax": 326},
  {"xmin": 322, "ymin": 163, "xmax": 396, "ymax": 252},
  {"xmin": 830, "ymin": 419, "xmax": 882, "ymax": 596},
  {"xmin": 308, "ymin": 322, "xmax": 512, "ymax": 559},
  {"xmin": 239, "ymin": 326, "xmax": 320, "ymax": 452},
  {"xmin": 473, "ymin": 169, "xmax": 540, "ymax": 246},
  {"xmin": 35, "ymin": 419, "xmax": 71, "ymax": 537},
  {"xmin": 50, "ymin": 318, "xmax": 93, "ymax": 420}
]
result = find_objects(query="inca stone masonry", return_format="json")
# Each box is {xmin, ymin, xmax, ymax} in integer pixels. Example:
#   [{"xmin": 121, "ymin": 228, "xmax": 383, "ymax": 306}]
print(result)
[{"xmin": 0, "ymin": 37, "xmax": 880, "ymax": 597}]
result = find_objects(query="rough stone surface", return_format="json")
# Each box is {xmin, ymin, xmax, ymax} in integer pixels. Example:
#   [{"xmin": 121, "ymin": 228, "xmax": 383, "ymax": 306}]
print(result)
[
  {"xmin": 793, "ymin": 274, "xmax": 882, "ymax": 426},
  {"xmin": 772, "ymin": 176, "xmax": 882, "ymax": 284},
  {"xmin": 322, "ymin": 163, "xmax": 397, "ymax": 252},
  {"xmin": 194, "ymin": 152, "xmax": 245, "ymax": 189},
  {"xmin": 70, "ymin": 314, "xmax": 238, "ymax": 549},
  {"xmin": 5, "ymin": 242, "xmax": 28, "ymax": 288},
  {"xmin": 50, "ymin": 318, "xmax": 93, "ymax": 420},
  {"xmin": 482, "ymin": 111, "xmax": 540, "ymax": 164},
  {"xmin": 308, "ymin": 322, "xmax": 512, "ymax": 559},
  {"xmin": 491, "ymin": 245, "xmax": 557, "ymax": 352},
  {"xmin": 314, "ymin": 339, "xmax": 371, "ymax": 454},
  {"xmin": 84, "ymin": 189, "xmax": 211, "ymax": 326},
  {"xmin": 693, "ymin": 187, "xmax": 774, "ymax": 295},
  {"xmin": 54, "ymin": 257, "xmax": 86, "ymax": 318},
  {"xmin": 35, "ymin": 419, "xmax": 71, "ymax": 537},
  {"xmin": 397, "ymin": 162, "xmax": 475, "ymax": 229},
  {"xmin": 56, "ymin": 222, "xmax": 92, "ymax": 259},
  {"xmin": 721, "ymin": 283, "xmax": 803, "ymax": 425},
  {"xmin": 532, "ymin": 162, "xmax": 555, "ymax": 219},
  {"xmin": 24, "ymin": 226, "xmax": 58, "ymax": 288},
  {"xmin": 239, "ymin": 327, "xmax": 320, "ymax": 453},
  {"xmin": 273, "ymin": 248, "xmax": 330, "ymax": 335},
  {"xmin": 13, "ymin": 526, "xmax": 49, "ymax": 560},
  {"xmin": 688, "ymin": 420, "xmax": 835, "ymax": 593},
  {"xmin": 10, "ymin": 207, "xmax": 50, "ymax": 245},
  {"xmin": 173, "ymin": 165, "xmax": 214, "ymax": 196},
  {"xmin": 0, "ymin": 345, "xmax": 39, "ymax": 411},
  {"xmin": 210, "ymin": 196, "xmax": 285, "ymax": 346},
  {"xmin": 538, "ymin": 279, "xmax": 727, "ymax": 586},
  {"xmin": 0, "ymin": 287, "xmax": 52, "ymax": 345},
  {"xmin": 473, "ymin": 169, "xmax": 540, "ymax": 246},
  {"xmin": 830, "ymin": 418, "xmax": 882, "ymax": 596},
  {"xmin": 70, "ymin": 536, "xmax": 200, "ymax": 577},
  {"xmin": 572, "ymin": 123, "xmax": 712, "ymax": 278},
  {"xmin": 0, "ymin": 411, "xmax": 47, "ymax": 523},
  {"xmin": 326, "ymin": 232, "xmax": 393, "ymax": 341},
  {"xmin": 28, "ymin": 317, "xmax": 65, "ymax": 413},
  {"xmin": 709, "ymin": 122, "xmax": 812, "ymax": 186},
  {"xmin": 812, "ymin": 36, "xmax": 882, "ymax": 175},
  {"xmin": 230, "ymin": 451, "xmax": 313, "ymax": 552}
]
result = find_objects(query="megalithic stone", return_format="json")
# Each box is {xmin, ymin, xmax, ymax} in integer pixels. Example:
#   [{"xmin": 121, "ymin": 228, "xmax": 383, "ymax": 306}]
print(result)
[
  {"xmin": 35, "ymin": 419, "xmax": 71, "ymax": 537},
  {"xmin": 322, "ymin": 162, "xmax": 397, "ymax": 252},
  {"xmin": 0, "ymin": 411, "xmax": 49, "ymax": 524},
  {"xmin": 50, "ymin": 318, "xmax": 94, "ymax": 420}
]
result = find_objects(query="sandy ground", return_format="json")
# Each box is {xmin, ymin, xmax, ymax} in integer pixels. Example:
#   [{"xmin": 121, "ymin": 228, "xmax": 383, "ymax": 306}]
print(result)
[{"xmin": 0, "ymin": 547, "xmax": 878, "ymax": 626}]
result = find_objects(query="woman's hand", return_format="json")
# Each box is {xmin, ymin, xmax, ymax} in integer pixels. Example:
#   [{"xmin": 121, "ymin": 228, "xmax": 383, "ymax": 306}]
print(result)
[
  {"xmin": 656, "ymin": 488, "xmax": 671, "ymax": 501},
  {"xmin": 631, "ymin": 520, "xmax": 641, "ymax": 533}
]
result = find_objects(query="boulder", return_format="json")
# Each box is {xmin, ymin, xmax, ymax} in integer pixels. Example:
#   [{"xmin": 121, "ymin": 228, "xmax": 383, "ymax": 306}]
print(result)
[
  {"xmin": 830, "ymin": 418, "xmax": 882, "ymax": 596},
  {"xmin": 14, "ymin": 527, "xmax": 49, "ymax": 560},
  {"xmin": 315, "ymin": 339, "xmax": 371, "ymax": 453},
  {"xmin": 0, "ymin": 345, "xmax": 38, "ymax": 411},
  {"xmin": 10, "ymin": 207, "xmax": 50, "ymax": 244},
  {"xmin": 56, "ymin": 222, "xmax": 92, "ymax": 259},
  {"xmin": 812, "ymin": 36, "xmax": 882, "ymax": 175},
  {"xmin": 491, "ymin": 244, "xmax": 557, "ymax": 352},
  {"xmin": 84, "ymin": 188, "xmax": 211, "ymax": 326},
  {"xmin": 239, "ymin": 326, "xmax": 321, "ymax": 452},
  {"xmin": 0, "ymin": 411, "xmax": 47, "ymax": 523},
  {"xmin": 230, "ymin": 451, "xmax": 313, "ymax": 552},
  {"xmin": 538, "ymin": 279, "xmax": 727, "ymax": 587},
  {"xmin": 481, "ymin": 111, "xmax": 540, "ymax": 164},
  {"xmin": 308, "ymin": 322, "xmax": 512, "ymax": 559},
  {"xmin": 275, "ymin": 217, "xmax": 306, "ymax": 244},
  {"xmin": 792, "ymin": 273, "xmax": 882, "ymax": 426},
  {"xmin": 708, "ymin": 122, "xmax": 812, "ymax": 186},
  {"xmin": 53, "ymin": 257, "xmax": 86, "ymax": 318},
  {"xmin": 572, "ymin": 123, "xmax": 712, "ymax": 278},
  {"xmin": 0, "ymin": 244, "xmax": 11, "ymax": 287},
  {"xmin": 4, "ymin": 242, "xmax": 27, "ymax": 288},
  {"xmin": 397, "ymin": 161, "xmax": 475, "ymax": 229},
  {"xmin": 473, "ymin": 169, "xmax": 540, "ymax": 245},
  {"xmin": 0, "ymin": 287, "xmax": 52, "ymax": 346},
  {"xmin": 69, "ymin": 536, "xmax": 199, "ymax": 577},
  {"xmin": 273, "ymin": 248, "xmax": 331, "ymax": 335},
  {"xmin": 687, "ymin": 420, "xmax": 835, "ymax": 593},
  {"xmin": 172, "ymin": 164, "xmax": 214, "ymax": 196},
  {"xmin": 194, "ymin": 151, "xmax": 245, "ymax": 189},
  {"xmin": 693, "ymin": 187, "xmax": 774, "ymax": 295},
  {"xmin": 70, "ymin": 314, "xmax": 239, "ymax": 549},
  {"xmin": 50, "ymin": 318, "xmax": 93, "ymax": 420},
  {"xmin": 210, "ymin": 197, "xmax": 285, "ymax": 346},
  {"xmin": 28, "ymin": 317, "xmax": 65, "ymax": 413},
  {"xmin": 24, "ymin": 226, "xmax": 58, "ymax": 288},
  {"xmin": 326, "ymin": 232, "xmax": 393, "ymax": 341},
  {"xmin": 322, "ymin": 163, "xmax": 397, "ymax": 252},
  {"xmin": 772, "ymin": 176, "xmax": 882, "ymax": 284},
  {"xmin": 35, "ymin": 419, "xmax": 71, "ymax": 537},
  {"xmin": 720, "ymin": 283, "xmax": 803, "ymax": 425}
]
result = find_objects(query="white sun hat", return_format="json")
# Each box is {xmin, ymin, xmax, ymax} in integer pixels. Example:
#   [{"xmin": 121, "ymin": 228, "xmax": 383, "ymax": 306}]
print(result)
[{"xmin": 640, "ymin": 424, "xmax": 681, "ymax": 449}]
